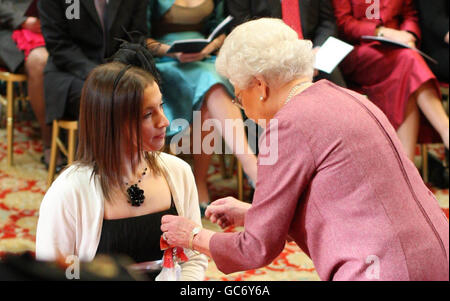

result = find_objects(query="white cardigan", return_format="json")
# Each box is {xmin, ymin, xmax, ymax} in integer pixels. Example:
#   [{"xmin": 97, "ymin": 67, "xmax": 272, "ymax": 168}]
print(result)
[{"xmin": 36, "ymin": 152, "xmax": 208, "ymax": 281}]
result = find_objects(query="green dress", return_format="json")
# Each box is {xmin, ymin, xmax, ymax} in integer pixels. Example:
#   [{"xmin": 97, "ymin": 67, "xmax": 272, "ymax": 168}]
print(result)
[{"xmin": 148, "ymin": 0, "xmax": 234, "ymax": 137}]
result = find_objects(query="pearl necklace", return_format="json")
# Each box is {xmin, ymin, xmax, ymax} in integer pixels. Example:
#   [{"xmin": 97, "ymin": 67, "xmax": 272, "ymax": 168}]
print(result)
[{"xmin": 284, "ymin": 81, "xmax": 311, "ymax": 105}]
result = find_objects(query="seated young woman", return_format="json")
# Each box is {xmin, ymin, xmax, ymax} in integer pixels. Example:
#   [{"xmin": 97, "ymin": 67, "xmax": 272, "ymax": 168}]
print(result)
[{"xmin": 35, "ymin": 41, "xmax": 207, "ymax": 281}]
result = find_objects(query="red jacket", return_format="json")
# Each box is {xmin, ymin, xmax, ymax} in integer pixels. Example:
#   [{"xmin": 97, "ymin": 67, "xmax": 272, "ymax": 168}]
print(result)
[{"xmin": 332, "ymin": 0, "xmax": 421, "ymax": 43}]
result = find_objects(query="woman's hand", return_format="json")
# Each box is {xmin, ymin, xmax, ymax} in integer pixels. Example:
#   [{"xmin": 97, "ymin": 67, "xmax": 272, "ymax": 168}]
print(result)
[
  {"xmin": 205, "ymin": 197, "xmax": 251, "ymax": 229},
  {"xmin": 161, "ymin": 215, "xmax": 197, "ymax": 249},
  {"xmin": 22, "ymin": 17, "xmax": 41, "ymax": 33},
  {"xmin": 175, "ymin": 51, "xmax": 209, "ymax": 63},
  {"xmin": 445, "ymin": 32, "xmax": 449, "ymax": 44},
  {"xmin": 173, "ymin": 40, "xmax": 218, "ymax": 63},
  {"xmin": 377, "ymin": 27, "xmax": 416, "ymax": 48}
]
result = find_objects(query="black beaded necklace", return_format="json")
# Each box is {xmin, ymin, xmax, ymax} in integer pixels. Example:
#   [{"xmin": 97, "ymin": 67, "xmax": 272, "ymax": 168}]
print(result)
[{"xmin": 125, "ymin": 167, "xmax": 148, "ymax": 207}]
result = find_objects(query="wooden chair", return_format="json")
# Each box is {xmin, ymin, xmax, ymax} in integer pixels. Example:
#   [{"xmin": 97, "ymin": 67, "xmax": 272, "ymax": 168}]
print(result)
[
  {"xmin": 46, "ymin": 120, "xmax": 78, "ymax": 189},
  {"xmin": 219, "ymin": 155, "xmax": 244, "ymax": 201},
  {"xmin": 0, "ymin": 71, "xmax": 28, "ymax": 166}
]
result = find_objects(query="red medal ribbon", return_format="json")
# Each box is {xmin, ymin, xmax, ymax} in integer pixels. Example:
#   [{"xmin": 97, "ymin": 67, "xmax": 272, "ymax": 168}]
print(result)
[{"xmin": 160, "ymin": 236, "xmax": 189, "ymax": 268}]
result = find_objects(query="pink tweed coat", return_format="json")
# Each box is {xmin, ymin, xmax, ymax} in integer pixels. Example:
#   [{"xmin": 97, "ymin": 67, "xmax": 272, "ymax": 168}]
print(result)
[{"xmin": 210, "ymin": 80, "xmax": 449, "ymax": 281}]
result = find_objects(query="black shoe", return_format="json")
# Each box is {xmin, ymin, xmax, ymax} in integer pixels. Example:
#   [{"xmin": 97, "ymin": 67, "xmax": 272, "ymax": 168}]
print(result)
[{"xmin": 428, "ymin": 152, "xmax": 449, "ymax": 189}]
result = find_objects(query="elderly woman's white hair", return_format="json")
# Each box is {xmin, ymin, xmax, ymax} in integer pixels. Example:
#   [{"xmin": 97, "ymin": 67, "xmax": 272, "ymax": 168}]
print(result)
[{"xmin": 216, "ymin": 18, "xmax": 315, "ymax": 89}]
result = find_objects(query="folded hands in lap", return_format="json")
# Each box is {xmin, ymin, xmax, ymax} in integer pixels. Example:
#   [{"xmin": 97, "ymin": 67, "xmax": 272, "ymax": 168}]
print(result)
[{"xmin": 378, "ymin": 27, "xmax": 417, "ymax": 48}]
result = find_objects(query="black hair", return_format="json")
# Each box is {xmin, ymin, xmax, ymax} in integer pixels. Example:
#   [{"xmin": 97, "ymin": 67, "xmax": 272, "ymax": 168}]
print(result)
[{"xmin": 108, "ymin": 37, "xmax": 161, "ymax": 86}]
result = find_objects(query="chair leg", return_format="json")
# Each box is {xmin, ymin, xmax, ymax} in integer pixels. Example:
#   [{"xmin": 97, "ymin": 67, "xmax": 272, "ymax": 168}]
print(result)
[
  {"xmin": 47, "ymin": 120, "xmax": 60, "ymax": 189},
  {"xmin": 237, "ymin": 160, "xmax": 244, "ymax": 201},
  {"xmin": 6, "ymin": 80, "xmax": 14, "ymax": 167},
  {"xmin": 219, "ymin": 155, "xmax": 228, "ymax": 178},
  {"xmin": 421, "ymin": 144, "xmax": 429, "ymax": 184},
  {"xmin": 67, "ymin": 128, "xmax": 76, "ymax": 165},
  {"xmin": 227, "ymin": 156, "xmax": 236, "ymax": 179}
]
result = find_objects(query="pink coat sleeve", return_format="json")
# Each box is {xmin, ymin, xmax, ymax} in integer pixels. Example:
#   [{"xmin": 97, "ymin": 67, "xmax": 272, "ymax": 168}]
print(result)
[{"xmin": 209, "ymin": 118, "xmax": 316, "ymax": 274}]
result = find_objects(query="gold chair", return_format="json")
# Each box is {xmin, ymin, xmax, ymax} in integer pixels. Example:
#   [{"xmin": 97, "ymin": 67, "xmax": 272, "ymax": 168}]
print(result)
[
  {"xmin": 46, "ymin": 120, "xmax": 78, "ymax": 189},
  {"xmin": 236, "ymin": 160, "xmax": 244, "ymax": 201},
  {"xmin": 421, "ymin": 144, "xmax": 430, "ymax": 183},
  {"xmin": 0, "ymin": 71, "xmax": 28, "ymax": 166},
  {"xmin": 219, "ymin": 155, "xmax": 244, "ymax": 201}
]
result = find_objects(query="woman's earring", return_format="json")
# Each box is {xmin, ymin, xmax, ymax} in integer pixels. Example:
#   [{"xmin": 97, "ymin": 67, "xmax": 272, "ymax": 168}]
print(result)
[{"xmin": 259, "ymin": 96, "xmax": 264, "ymax": 101}]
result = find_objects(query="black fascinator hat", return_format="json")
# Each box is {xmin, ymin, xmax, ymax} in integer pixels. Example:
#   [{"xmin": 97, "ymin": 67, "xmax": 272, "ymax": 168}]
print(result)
[{"xmin": 108, "ymin": 36, "xmax": 161, "ymax": 85}]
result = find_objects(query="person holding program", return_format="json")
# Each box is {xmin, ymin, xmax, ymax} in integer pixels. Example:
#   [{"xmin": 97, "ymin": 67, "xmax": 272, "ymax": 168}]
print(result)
[{"xmin": 146, "ymin": 0, "xmax": 258, "ymax": 210}]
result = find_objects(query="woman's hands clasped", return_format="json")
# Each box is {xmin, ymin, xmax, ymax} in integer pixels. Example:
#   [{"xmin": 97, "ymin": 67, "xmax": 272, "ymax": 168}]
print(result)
[{"xmin": 377, "ymin": 27, "xmax": 417, "ymax": 48}]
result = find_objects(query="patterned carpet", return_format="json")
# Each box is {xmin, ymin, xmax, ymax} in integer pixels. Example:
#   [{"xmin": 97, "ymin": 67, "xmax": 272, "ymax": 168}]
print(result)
[{"xmin": 0, "ymin": 120, "xmax": 448, "ymax": 281}]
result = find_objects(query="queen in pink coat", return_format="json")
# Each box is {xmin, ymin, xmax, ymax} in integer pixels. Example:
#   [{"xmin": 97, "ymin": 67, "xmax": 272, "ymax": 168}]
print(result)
[{"xmin": 161, "ymin": 18, "xmax": 449, "ymax": 281}]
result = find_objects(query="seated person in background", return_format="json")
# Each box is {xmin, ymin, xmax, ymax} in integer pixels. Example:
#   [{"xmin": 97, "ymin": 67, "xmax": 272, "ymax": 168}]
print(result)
[
  {"xmin": 333, "ymin": 0, "xmax": 449, "ymax": 161},
  {"xmin": 147, "ymin": 0, "xmax": 258, "ymax": 209},
  {"xmin": 416, "ymin": 0, "xmax": 449, "ymax": 82},
  {"xmin": 226, "ymin": 0, "xmax": 347, "ymax": 87},
  {"xmin": 0, "ymin": 0, "xmax": 50, "ymax": 166},
  {"xmin": 416, "ymin": 0, "xmax": 449, "ymax": 187},
  {"xmin": 38, "ymin": 0, "xmax": 148, "ymax": 123},
  {"xmin": 35, "ymin": 42, "xmax": 208, "ymax": 281}
]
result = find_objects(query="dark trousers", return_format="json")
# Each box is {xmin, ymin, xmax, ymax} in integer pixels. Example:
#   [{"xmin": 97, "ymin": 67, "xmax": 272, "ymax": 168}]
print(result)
[{"xmin": 63, "ymin": 77, "xmax": 84, "ymax": 121}]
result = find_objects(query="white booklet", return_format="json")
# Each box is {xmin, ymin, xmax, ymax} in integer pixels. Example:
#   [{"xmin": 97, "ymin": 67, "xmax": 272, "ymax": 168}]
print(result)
[
  {"xmin": 314, "ymin": 37, "xmax": 354, "ymax": 74},
  {"xmin": 167, "ymin": 15, "xmax": 234, "ymax": 54}
]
